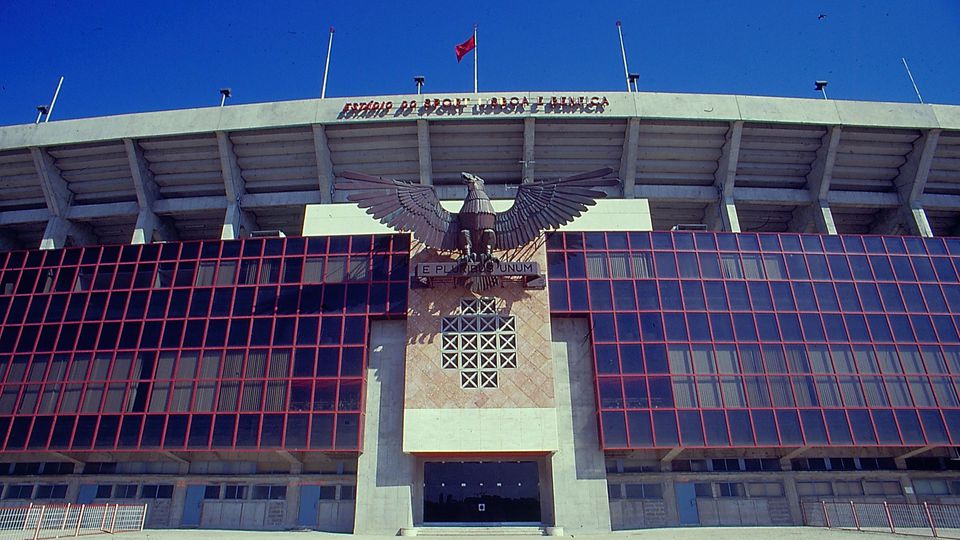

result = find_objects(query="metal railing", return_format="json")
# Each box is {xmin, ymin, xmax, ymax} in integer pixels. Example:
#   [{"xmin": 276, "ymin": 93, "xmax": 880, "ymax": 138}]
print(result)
[
  {"xmin": 804, "ymin": 500, "xmax": 960, "ymax": 538},
  {"xmin": 0, "ymin": 503, "xmax": 147, "ymax": 540}
]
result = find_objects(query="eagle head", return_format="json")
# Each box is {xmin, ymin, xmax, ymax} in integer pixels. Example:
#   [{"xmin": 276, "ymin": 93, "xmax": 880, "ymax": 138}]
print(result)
[{"xmin": 461, "ymin": 172, "xmax": 485, "ymax": 189}]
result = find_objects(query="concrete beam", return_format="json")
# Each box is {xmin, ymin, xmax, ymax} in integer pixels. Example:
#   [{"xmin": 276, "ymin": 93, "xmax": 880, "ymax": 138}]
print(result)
[
  {"xmin": 30, "ymin": 147, "xmax": 73, "ymax": 217},
  {"xmin": 124, "ymin": 138, "xmax": 160, "ymax": 207},
  {"xmin": 714, "ymin": 121, "xmax": 743, "ymax": 199},
  {"xmin": 883, "ymin": 129, "xmax": 941, "ymax": 237},
  {"xmin": 312, "ymin": 125, "xmax": 335, "ymax": 204},
  {"xmin": 154, "ymin": 196, "xmax": 227, "ymax": 214},
  {"xmin": 660, "ymin": 447, "xmax": 684, "ymax": 471},
  {"xmin": 896, "ymin": 445, "xmax": 936, "ymax": 461},
  {"xmin": 416, "ymin": 119, "xmax": 433, "ymax": 186},
  {"xmin": 780, "ymin": 446, "xmax": 811, "ymax": 462},
  {"xmin": 618, "ymin": 118, "xmax": 640, "ymax": 198},
  {"xmin": 41, "ymin": 215, "xmax": 96, "ymax": 250},
  {"xmin": 0, "ymin": 208, "xmax": 50, "ymax": 226},
  {"xmin": 791, "ymin": 126, "xmax": 842, "ymax": 234},
  {"xmin": 522, "ymin": 117, "xmax": 536, "ymax": 183},
  {"xmin": 244, "ymin": 190, "xmax": 324, "ymax": 208},
  {"xmin": 48, "ymin": 452, "xmax": 83, "ymax": 466},
  {"xmin": 217, "ymin": 131, "xmax": 257, "ymax": 238},
  {"xmin": 161, "ymin": 451, "xmax": 190, "ymax": 465},
  {"xmin": 65, "ymin": 201, "xmax": 139, "ymax": 220}
]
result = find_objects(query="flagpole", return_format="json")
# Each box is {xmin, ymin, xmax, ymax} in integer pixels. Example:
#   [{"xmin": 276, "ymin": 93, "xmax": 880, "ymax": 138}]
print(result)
[
  {"xmin": 616, "ymin": 21, "xmax": 630, "ymax": 92},
  {"xmin": 473, "ymin": 24, "xmax": 478, "ymax": 94},
  {"xmin": 321, "ymin": 27, "xmax": 335, "ymax": 99},
  {"xmin": 902, "ymin": 57, "xmax": 924, "ymax": 104}
]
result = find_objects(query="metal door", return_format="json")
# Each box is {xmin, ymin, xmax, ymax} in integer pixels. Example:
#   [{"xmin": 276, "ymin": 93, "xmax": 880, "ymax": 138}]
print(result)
[
  {"xmin": 181, "ymin": 485, "xmax": 205, "ymax": 527},
  {"xmin": 675, "ymin": 482, "xmax": 700, "ymax": 526},
  {"xmin": 77, "ymin": 484, "xmax": 97, "ymax": 504},
  {"xmin": 298, "ymin": 485, "xmax": 321, "ymax": 528}
]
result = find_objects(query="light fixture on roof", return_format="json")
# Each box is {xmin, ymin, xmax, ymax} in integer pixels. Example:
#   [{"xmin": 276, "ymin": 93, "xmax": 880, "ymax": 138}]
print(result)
[
  {"xmin": 219, "ymin": 88, "xmax": 232, "ymax": 107},
  {"xmin": 671, "ymin": 224, "xmax": 708, "ymax": 231},
  {"xmin": 414, "ymin": 76, "xmax": 425, "ymax": 95},
  {"xmin": 628, "ymin": 73, "xmax": 640, "ymax": 93},
  {"xmin": 35, "ymin": 105, "xmax": 49, "ymax": 124},
  {"xmin": 814, "ymin": 80, "xmax": 829, "ymax": 100}
]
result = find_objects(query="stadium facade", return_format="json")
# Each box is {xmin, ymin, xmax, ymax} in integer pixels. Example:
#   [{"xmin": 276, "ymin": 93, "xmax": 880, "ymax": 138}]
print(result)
[{"xmin": 0, "ymin": 91, "xmax": 958, "ymax": 532}]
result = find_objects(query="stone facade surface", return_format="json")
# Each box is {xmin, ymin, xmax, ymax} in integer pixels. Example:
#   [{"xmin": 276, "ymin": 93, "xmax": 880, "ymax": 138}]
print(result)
[{"xmin": 404, "ymin": 238, "xmax": 554, "ymax": 410}]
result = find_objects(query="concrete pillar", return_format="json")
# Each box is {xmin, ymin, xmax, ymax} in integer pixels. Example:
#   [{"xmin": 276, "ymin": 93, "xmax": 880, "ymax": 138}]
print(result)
[
  {"xmin": 284, "ymin": 480, "xmax": 301, "ymax": 529},
  {"xmin": 353, "ymin": 320, "xmax": 415, "ymax": 534},
  {"xmin": 661, "ymin": 477, "xmax": 679, "ymax": 526},
  {"xmin": 782, "ymin": 475, "xmax": 803, "ymax": 525},
  {"xmin": 168, "ymin": 481, "xmax": 188, "ymax": 527},
  {"xmin": 549, "ymin": 317, "xmax": 612, "ymax": 532}
]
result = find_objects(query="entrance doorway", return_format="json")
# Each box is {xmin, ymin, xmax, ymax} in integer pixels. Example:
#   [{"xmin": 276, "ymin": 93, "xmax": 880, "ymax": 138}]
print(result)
[{"xmin": 423, "ymin": 461, "xmax": 541, "ymax": 524}]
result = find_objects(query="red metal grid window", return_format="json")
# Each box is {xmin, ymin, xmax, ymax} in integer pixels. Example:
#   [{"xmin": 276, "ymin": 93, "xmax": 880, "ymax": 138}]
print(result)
[
  {"xmin": 0, "ymin": 234, "xmax": 409, "ymax": 453},
  {"xmin": 547, "ymin": 231, "xmax": 960, "ymax": 450}
]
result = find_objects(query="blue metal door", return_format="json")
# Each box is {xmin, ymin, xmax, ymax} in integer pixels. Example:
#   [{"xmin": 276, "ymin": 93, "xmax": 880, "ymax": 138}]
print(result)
[
  {"xmin": 77, "ymin": 484, "xmax": 97, "ymax": 504},
  {"xmin": 675, "ymin": 482, "xmax": 699, "ymax": 526},
  {"xmin": 181, "ymin": 485, "xmax": 205, "ymax": 527},
  {"xmin": 298, "ymin": 485, "xmax": 321, "ymax": 528}
]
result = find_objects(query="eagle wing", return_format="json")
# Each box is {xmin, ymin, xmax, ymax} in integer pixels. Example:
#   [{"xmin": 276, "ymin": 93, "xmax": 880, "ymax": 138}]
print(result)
[
  {"xmin": 494, "ymin": 168, "xmax": 618, "ymax": 251},
  {"xmin": 338, "ymin": 171, "xmax": 459, "ymax": 250}
]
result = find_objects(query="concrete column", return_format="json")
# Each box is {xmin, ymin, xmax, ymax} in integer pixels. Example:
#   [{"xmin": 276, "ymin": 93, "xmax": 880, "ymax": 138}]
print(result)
[
  {"xmin": 416, "ymin": 120, "xmax": 433, "ymax": 186},
  {"xmin": 284, "ymin": 480, "xmax": 301, "ymax": 529},
  {"xmin": 221, "ymin": 203, "xmax": 254, "ymax": 240},
  {"xmin": 168, "ymin": 481, "xmax": 188, "ymax": 527},
  {"xmin": 549, "ymin": 317, "xmax": 612, "ymax": 532},
  {"xmin": 782, "ymin": 475, "xmax": 803, "ymax": 525},
  {"xmin": 661, "ymin": 477, "xmax": 679, "ymax": 526},
  {"xmin": 353, "ymin": 320, "xmax": 415, "ymax": 534}
]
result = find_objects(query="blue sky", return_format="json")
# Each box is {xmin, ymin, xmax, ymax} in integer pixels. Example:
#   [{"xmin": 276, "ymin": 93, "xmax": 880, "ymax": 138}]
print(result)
[{"xmin": 1, "ymin": 1, "xmax": 958, "ymax": 126}]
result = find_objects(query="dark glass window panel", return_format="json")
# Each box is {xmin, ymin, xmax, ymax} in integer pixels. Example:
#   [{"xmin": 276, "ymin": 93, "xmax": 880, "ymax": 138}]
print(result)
[
  {"xmin": 677, "ymin": 253, "xmax": 699, "ymax": 278},
  {"xmin": 568, "ymin": 281, "xmax": 588, "ymax": 311},
  {"xmin": 140, "ymin": 416, "xmax": 165, "ymax": 447},
  {"xmin": 822, "ymin": 314, "xmax": 847, "ymax": 341},
  {"xmin": 709, "ymin": 314, "xmax": 734, "ymax": 341},
  {"xmin": 599, "ymin": 378, "xmax": 623, "ymax": 408},
  {"xmin": 650, "ymin": 232, "xmax": 672, "ymax": 250},
  {"xmin": 726, "ymin": 281, "xmax": 750, "ymax": 310},
  {"xmin": 799, "ymin": 410, "xmax": 828, "ymax": 444},
  {"xmin": 612, "ymin": 281, "xmax": 636, "ymax": 311},
  {"xmin": 896, "ymin": 409, "xmax": 926, "ymax": 444},
  {"xmin": 72, "ymin": 416, "xmax": 96, "ymax": 449},
  {"xmin": 616, "ymin": 313, "xmax": 641, "ymax": 341},
  {"xmin": 844, "ymin": 315, "xmax": 870, "ymax": 342},
  {"xmin": 187, "ymin": 289, "xmax": 211, "ymax": 318},
  {"xmin": 566, "ymin": 252, "xmax": 586, "ymax": 278},
  {"xmin": 913, "ymin": 257, "xmax": 937, "ymax": 281},
  {"xmin": 93, "ymin": 415, "xmax": 119, "ymax": 449},
  {"xmin": 717, "ymin": 233, "xmax": 738, "ymax": 251},
  {"xmin": 878, "ymin": 283, "xmax": 906, "ymax": 312},
  {"xmin": 204, "ymin": 320, "xmax": 227, "ymax": 348},
  {"xmin": 317, "ymin": 349, "xmax": 339, "ymax": 377},
  {"xmin": 700, "ymin": 282, "xmax": 725, "ymax": 310},
  {"xmin": 306, "ymin": 237, "xmax": 328, "ymax": 256},
  {"xmin": 635, "ymin": 281, "xmax": 659, "ymax": 310},
  {"xmin": 870, "ymin": 256, "xmax": 895, "ymax": 280},
  {"xmin": 161, "ymin": 320, "xmax": 184, "ymax": 348},
  {"xmin": 664, "ymin": 313, "xmax": 687, "ymax": 341},
  {"xmin": 773, "ymin": 410, "xmax": 803, "ymax": 445},
  {"xmin": 45, "ymin": 295, "xmax": 67, "ymax": 322},
  {"xmin": 823, "ymin": 410, "xmax": 852, "ymax": 444},
  {"xmin": 255, "ymin": 287, "xmax": 277, "ymax": 315},
  {"xmin": 813, "ymin": 283, "xmax": 839, "ymax": 311},
  {"xmin": 369, "ymin": 283, "xmax": 388, "ymax": 313},
  {"xmin": 169, "ymin": 290, "xmax": 191, "ymax": 318},
  {"xmin": 904, "ymin": 237, "xmax": 927, "ymax": 255},
  {"xmin": 260, "ymin": 414, "xmax": 283, "ymax": 447},
  {"xmin": 212, "ymin": 415, "xmax": 236, "ymax": 447},
  {"xmin": 26, "ymin": 296, "xmax": 49, "ymax": 324},
  {"xmin": 758, "ymin": 234, "xmax": 781, "ymax": 252},
  {"xmin": 648, "ymin": 376, "xmax": 673, "ymax": 407},
  {"xmin": 747, "ymin": 410, "xmax": 777, "ymax": 444},
  {"xmin": 784, "ymin": 254, "xmax": 809, "ymax": 280},
  {"xmin": 946, "ymin": 285, "xmax": 960, "ymax": 313},
  {"xmin": 585, "ymin": 232, "xmax": 606, "ymax": 250},
  {"xmin": 925, "ymin": 238, "xmax": 947, "ymax": 255},
  {"xmin": 732, "ymin": 314, "xmax": 757, "ymax": 341},
  {"xmin": 188, "ymin": 414, "xmax": 212, "ymax": 448},
  {"xmin": 698, "ymin": 253, "xmax": 721, "ymax": 279},
  {"xmin": 619, "ymin": 344, "xmax": 643, "ymax": 374},
  {"xmin": 692, "ymin": 232, "xmax": 715, "ymax": 251},
  {"xmin": 933, "ymin": 258, "xmax": 959, "ymax": 282},
  {"xmin": 232, "ymin": 288, "xmax": 254, "ymax": 316},
  {"xmin": 623, "ymin": 377, "xmax": 647, "ymax": 407},
  {"xmin": 639, "ymin": 314, "xmax": 664, "ymax": 342},
  {"xmin": 626, "ymin": 411, "xmax": 653, "ymax": 446},
  {"xmin": 884, "ymin": 237, "xmax": 906, "ymax": 254},
  {"xmin": 889, "ymin": 315, "xmax": 916, "ymax": 342},
  {"xmin": 866, "ymin": 315, "xmax": 893, "ymax": 342},
  {"xmin": 652, "ymin": 410, "xmax": 679, "ymax": 446},
  {"xmin": 296, "ymin": 317, "xmax": 319, "ymax": 345},
  {"xmin": 678, "ymin": 411, "xmax": 704, "ymax": 446},
  {"xmin": 589, "ymin": 281, "xmax": 613, "ymax": 311},
  {"xmin": 791, "ymin": 282, "xmax": 816, "ymax": 311},
  {"xmin": 921, "ymin": 284, "xmax": 948, "ymax": 312},
  {"xmin": 388, "ymin": 282, "xmax": 407, "ymax": 314},
  {"xmin": 5, "ymin": 417, "xmax": 30, "ymax": 449},
  {"xmin": 834, "ymin": 283, "xmax": 860, "ymax": 311},
  {"xmin": 236, "ymin": 415, "xmax": 259, "ymax": 447},
  {"xmin": 901, "ymin": 284, "xmax": 926, "ymax": 313},
  {"xmin": 285, "ymin": 414, "xmax": 309, "ymax": 448},
  {"xmin": 6, "ymin": 297, "xmax": 29, "ymax": 324},
  {"xmin": 643, "ymin": 344, "xmax": 670, "ymax": 373},
  {"xmin": 848, "ymin": 255, "xmax": 873, "ymax": 280},
  {"xmin": 250, "ymin": 319, "xmax": 272, "ymax": 346},
  {"xmin": 36, "ymin": 326, "xmax": 57, "ymax": 352},
  {"xmin": 227, "ymin": 319, "xmax": 250, "ymax": 347},
  {"xmin": 727, "ymin": 410, "xmax": 754, "ymax": 445},
  {"xmin": 592, "ymin": 314, "xmax": 616, "ymax": 342},
  {"xmin": 48, "ymin": 416, "xmax": 74, "ymax": 449},
  {"xmin": 684, "ymin": 313, "xmax": 709, "ymax": 341},
  {"xmin": 340, "ymin": 316, "xmax": 365, "ymax": 345},
  {"xmin": 919, "ymin": 411, "xmax": 949, "ymax": 444},
  {"xmin": 27, "ymin": 416, "xmax": 52, "ymax": 449},
  {"xmin": 768, "ymin": 282, "xmax": 794, "ymax": 311},
  {"xmin": 310, "ymin": 414, "xmax": 334, "ymax": 449},
  {"xmin": 76, "ymin": 324, "xmax": 98, "ymax": 350},
  {"xmin": 137, "ymin": 322, "xmax": 160, "ymax": 348},
  {"xmin": 871, "ymin": 410, "xmax": 901, "ymax": 444},
  {"xmin": 747, "ymin": 282, "xmax": 773, "ymax": 311},
  {"xmin": 84, "ymin": 293, "xmax": 107, "ymax": 321},
  {"xmin": 547, "ymin": 253, "xmax": 566, "ymax": 278},
  {"xmin": 319, "ymin": 317, "xmax": 343, "ymax": 345},
  {"xmin": 118, "ymin": 416, "xmax": 143, "ymax": 448},
  {"xmin": 933, "ymin": 316, "xmax": 960, "ymax": 343},
  {"xmin": 806, "ymin": 255, "xmax": 830, "ymax": 280},
  {"xmin": 891, "ymin": 256, "xmax": 917, "ymax": 281},
  {"xmin": 183, "ymin": 320, "xmax": 205, "ymax": 348},
  {"xmin": 273, "ymin": 318, "xmax": 296, "ymax": 346},
  {"xmin": 703, "ymin": 411, "xmax": 729, "ymax": 446},
  {"xmin": 346, "ymin": 284, "xmax": 370, "ymax": 314},
  {"xmin": 299, "ymin": 285, "xmax": 322, "ymax": 314},
  {"xmin": 853, "ymin": 283, "xmax": 882, "ymax": 312},
  {"xmin": 98, "ymin": 323, "xmax": 121, "ymax": 350},
  {"xmin": 848, "ymin": 409, "xmax": 877, "ymax": 444},
  {"xmin": 827, "ymin": 255, "xmax": 852, "ymax": 280},
  {"xmin": 659, "ymin": 281, "xmax": 682, "ymax": 310},
  {"xmin": 680, "ymin": 281, "xmax": 705, "ymax": 310},
  {"xmin": 912, "ymin": 315, "xmax": 937, "ymax": 342},
  {"xmin": 778, "ymin": 314, "xmax": 803, "ymax": 341},
  {"xmin": 334, "ymin": 413, "xmax": 360, "ymax": 449},
  {"xmin": 756, "ymin": 314, "xmax": 780, "ymax": 342}
]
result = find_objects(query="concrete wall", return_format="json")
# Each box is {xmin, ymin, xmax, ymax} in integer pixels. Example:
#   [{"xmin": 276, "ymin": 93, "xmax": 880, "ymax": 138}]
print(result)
[
  {"xmin": 354, "ymin": 320, "xmax": 416, "ymax": 534},
  {"xmin": 549, "ymin": 317, "xmax": 612, "ymax": 532}
]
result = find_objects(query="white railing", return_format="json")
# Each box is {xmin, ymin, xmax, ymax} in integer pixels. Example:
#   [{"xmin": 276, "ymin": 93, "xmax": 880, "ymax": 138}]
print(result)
[
  {"xmin": 0, "ymin": 504, "xmax": 146, "ymax": 540},
  {"xmin": 804, "ymin": 500, "xmax": 960, "ymax": 538}
]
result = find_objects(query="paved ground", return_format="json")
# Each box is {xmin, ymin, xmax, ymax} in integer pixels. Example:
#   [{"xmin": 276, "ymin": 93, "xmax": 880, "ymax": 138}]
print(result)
[{"xmin": 84, "ymin": 527, "xmax": 902, "ymax": 540}]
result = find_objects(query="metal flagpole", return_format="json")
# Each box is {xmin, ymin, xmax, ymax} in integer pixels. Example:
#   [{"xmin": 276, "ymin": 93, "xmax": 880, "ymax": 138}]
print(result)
[
  {"xmin": 45, "ymin": 76, "xmax": 64, "ymax": 122},
  {"xmin": 902, "ymin": 57, "xmax": 924, "ymax": 104},
  {"xmin": 473, "ymin": 24, "xmax": 478, "ymax": 94},
  {"xmin": 616, "ymin": 21, "xmax": 630, "ymax": 92},
  {"xmin": 321, "ymin": 27, "xmax": 335, "ymax": 99}
]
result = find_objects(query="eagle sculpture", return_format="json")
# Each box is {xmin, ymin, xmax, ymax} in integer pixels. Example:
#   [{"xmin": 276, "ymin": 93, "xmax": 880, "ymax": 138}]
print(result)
[{"xmin": 337, "ymin": 168, "xmax": 617, "ymax": 263}]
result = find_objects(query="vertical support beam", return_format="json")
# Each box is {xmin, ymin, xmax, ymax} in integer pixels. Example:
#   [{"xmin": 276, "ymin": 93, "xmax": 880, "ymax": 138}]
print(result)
[
  {"xmin": 31, "ymin": 147, "xmax": 95, "ymax": 248},
  {"xmin": 893, "ymin": 129, "xmax": 941, "ymax": 237},
  {"xmin": 711, "ymin": 121, "xmax": 743, "ymax": 232},
  {"xmin": 416, "ymin": 119, "xmax": 433, "ymax": 186},
  {"xmin": 217, "ymin": 131, "xmax": 257, "ymax": 239},
  {"xmin": 125, "ymin": 138, "xmax": 176, "ymax": 244},
  {"xmin": 806, "ymin": 126, "xmax": 841, "ymax": 234},
  {"xmin": 618, "ymin": 118, "xmax": 640, "ymax": 199},
  {"xmin": 522, "ymin": 117, "xmax": 536, "ymax": 183},
  {"xmin": 312, "ymin": 124, "xmax": 335, "ymax": 204}
]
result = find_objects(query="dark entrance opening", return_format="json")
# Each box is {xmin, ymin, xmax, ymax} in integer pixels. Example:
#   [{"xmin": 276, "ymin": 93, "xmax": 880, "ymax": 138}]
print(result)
[{"xmin": 423, "ymin": 461, "xmax": 541, "ymax": 524}]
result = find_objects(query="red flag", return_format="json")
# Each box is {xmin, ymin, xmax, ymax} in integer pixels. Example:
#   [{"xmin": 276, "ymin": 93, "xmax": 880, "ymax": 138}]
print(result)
[{"xmin": 455, "ymin": 34, "xmax": 475, "ymax": 62}]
